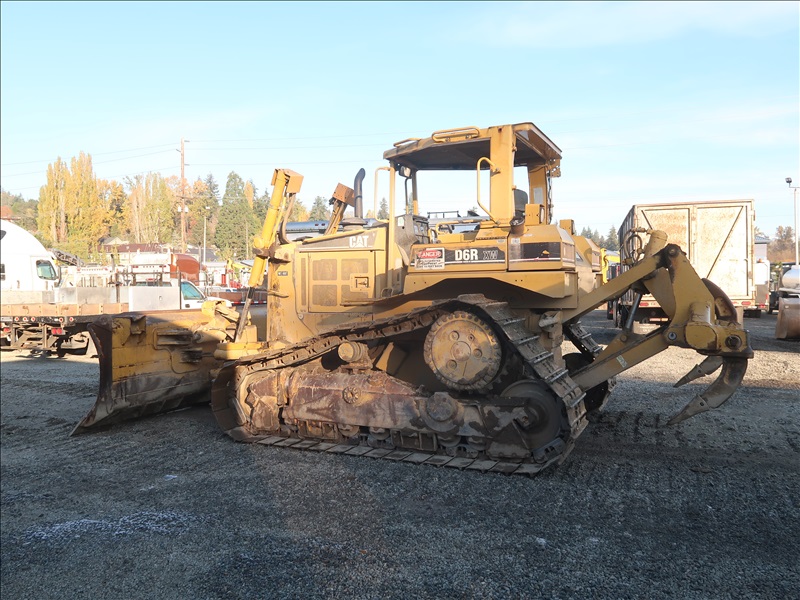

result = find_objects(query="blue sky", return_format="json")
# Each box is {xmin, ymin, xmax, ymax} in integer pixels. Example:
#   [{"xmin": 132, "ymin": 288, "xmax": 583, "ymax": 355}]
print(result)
[{"xmin": 1, "ymin": 1, "xmax": 798, "ymax": 236}]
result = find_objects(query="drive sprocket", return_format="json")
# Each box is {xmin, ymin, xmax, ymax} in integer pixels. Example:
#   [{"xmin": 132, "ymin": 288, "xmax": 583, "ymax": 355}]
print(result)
[{"xmin": 423, "ymin": 311, "xmax": 502, "ymax": 391}]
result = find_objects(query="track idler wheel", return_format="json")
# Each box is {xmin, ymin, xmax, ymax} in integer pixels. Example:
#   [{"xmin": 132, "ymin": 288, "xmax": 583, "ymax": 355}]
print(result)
[
  {"xmin": 424, "ymin": 311, "xmax": 502, "ymax": 391},
  {"xmin": 499, "ymin": 380, "xmax": 567, "ymax": 462}
]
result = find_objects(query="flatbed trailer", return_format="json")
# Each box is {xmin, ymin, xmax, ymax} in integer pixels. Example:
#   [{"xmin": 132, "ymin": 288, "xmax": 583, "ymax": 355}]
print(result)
[{"xmin": 1, "ymin": 284, "xmax": 181, "ymax": 355}]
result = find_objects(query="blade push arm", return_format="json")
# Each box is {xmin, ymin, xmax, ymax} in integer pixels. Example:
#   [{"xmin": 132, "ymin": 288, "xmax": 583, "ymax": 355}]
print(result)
[{"xmin": 233, "ymin": 169, "xmax": 303, "ymax": 343}]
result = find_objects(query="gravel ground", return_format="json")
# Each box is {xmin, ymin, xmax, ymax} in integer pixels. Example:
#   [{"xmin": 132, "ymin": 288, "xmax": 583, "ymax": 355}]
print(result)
[{"xmin": 1, "ymin": 310, "xmax": 798, "ymax": 600}]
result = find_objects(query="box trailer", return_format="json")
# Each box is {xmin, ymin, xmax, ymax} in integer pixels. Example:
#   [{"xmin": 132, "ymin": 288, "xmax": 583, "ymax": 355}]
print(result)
[{"xmin": 613, "ymin": 200, "xmax": 757, "ymax": 328}]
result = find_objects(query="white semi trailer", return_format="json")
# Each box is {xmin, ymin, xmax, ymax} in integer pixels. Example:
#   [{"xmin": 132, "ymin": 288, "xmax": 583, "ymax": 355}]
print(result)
[{"xmin": 612, "ymin": 200, "xmax": 758, "ymax": 329}]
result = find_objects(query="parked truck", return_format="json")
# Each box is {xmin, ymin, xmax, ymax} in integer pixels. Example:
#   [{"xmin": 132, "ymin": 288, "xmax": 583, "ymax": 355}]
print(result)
[
  {"xmin": 1, "ymin": 266, "xmax": 229, "ymax": 355},
  {"xmin": 0, "ymin": 223, "xmax": 230, "ymax": 355},
  {"xmin": 0, "ymin": 219, "xmax": 60, "ymax": 293},
  {"xmin": 612, "ymin": 200, "xmax": 758, "ymax": 329}
]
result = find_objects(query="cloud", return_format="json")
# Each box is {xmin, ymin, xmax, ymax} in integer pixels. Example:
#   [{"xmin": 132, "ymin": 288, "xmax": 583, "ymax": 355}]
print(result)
[{"xmin": 463, "ymin": 1, "xmax": 798, "ymax": 49}]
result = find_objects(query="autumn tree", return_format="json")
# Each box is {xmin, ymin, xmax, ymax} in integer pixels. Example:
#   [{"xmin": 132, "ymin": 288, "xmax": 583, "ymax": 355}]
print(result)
[
  {"xmin": 244, "ymin": 180, "xmax": 256, "ymax": 209},
  {"xmin": 123, "ymin": 173, "xmax": 175, "ymax": 244},
  {"xmin": 1, "ymin": 188, "xmax": 38, "ymax": 232},
  {"xmin": 289, "ymin": 198, "xmax": 309, "ymax": 222},
  {"xmin": 186, "ymin": 177, "xmax": 220, "ymax": 247},
  {"xmin": 37, "ymin": 157, "xmax": 69, "ymax": 244},
  {"xmin": 64, "ymin": 153, "xmax": 109, "ymax": 254},
  {"xmin": 768, "ymin": 226, "xmax": 797, "ymax": 262},
  {"xmin": 36, "ymin": 152, "xmax": 113, "ymax": 258},
  {"xmin": 98, "ymin": 180, "xmax": 127, "ymax": 237}
]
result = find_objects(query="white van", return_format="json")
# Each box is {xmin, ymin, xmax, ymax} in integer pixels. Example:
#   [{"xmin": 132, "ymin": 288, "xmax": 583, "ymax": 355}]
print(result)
[{"xmin": 0, "ymin": 220, "xmax": 60, "ymax": 292}]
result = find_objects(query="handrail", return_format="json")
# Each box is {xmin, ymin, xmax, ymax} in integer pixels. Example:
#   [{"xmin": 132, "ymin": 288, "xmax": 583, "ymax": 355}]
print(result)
[
  {"xmin": 476, "ymin": 157, "xmax": 498, "ymax": 222},
  {"xmin": 374, "ymin": 166, "xmax": 390, "ymax": 219},
  {"xmin": 432, "ymin": 126, "xmax": 481, "ymax": 143},
  {"xmin": 393, "ymin": 137, "xmax": 421, "ymax": 148}
]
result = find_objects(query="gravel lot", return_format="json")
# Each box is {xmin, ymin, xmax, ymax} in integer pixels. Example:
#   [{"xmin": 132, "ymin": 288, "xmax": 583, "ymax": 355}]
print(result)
[{"xmin": 2, "ymin": 310, "xmax": 798, "ymax": 600}]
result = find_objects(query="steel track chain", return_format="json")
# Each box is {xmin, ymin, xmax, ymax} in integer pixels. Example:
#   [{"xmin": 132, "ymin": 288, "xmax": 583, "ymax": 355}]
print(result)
[
  {"xmin": 564, "ymin": 320, "xmax": 618, "ymax": 402},
  {"xmin": 212, "ymin": 295, "xmax": 597, "ymax": 476}
]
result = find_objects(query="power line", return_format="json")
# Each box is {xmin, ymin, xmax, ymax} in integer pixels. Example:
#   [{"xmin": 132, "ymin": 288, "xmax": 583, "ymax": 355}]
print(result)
[
  {"xmin": 187, "ymin": 143, "xmax": 388, "ymax": 151},
  {"xmin": 0, "ymin": 143, "xmax": 177, "ymax": 167},
  {"xmin": 1, "ymin": 150, "xmax": 177, "ymax": 177},
  {"xmin": 190, "ymin": 131, "xmax": 415, "ymax": 143}
]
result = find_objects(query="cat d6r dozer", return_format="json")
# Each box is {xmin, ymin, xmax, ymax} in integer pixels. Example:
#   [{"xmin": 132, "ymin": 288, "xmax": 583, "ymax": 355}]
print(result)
[{"xmin": 76, "ymin": 123, "xmax": 753, "ymax": 475}]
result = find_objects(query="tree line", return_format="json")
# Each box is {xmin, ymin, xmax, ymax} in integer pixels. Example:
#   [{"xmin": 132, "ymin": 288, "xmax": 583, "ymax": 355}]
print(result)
[
  {"xmin": 0, "ymin": 152, "xmax": 796, "ymax": 264},
  {"xmin": 578, "ymin": 226, "xmax": 620, "ymax": 252},
  {"xmin": 2, "ymin": 153, "xmax": 332, "ymax": 262},
  {"xmin": 0, "ymin": 151, "xmax": 393, "ymax": 263}
]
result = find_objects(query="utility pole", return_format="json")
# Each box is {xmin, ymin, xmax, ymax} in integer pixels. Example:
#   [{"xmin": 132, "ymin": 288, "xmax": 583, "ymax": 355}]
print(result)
[
  {"xmin": 180, "ymin": 138, "xmax": 187, "ymax": 253},
  {"xmin": 203, "ymin": 206, "xmax": 209, "ymax": 290},
  {"xmin": 787, "ymin": 177, "xmax": 799, "ymax": 266}
]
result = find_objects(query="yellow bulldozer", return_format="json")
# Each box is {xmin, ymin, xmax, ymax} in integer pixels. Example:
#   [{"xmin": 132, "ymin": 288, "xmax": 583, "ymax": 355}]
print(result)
[{"xmin": 76, "ymin": 123, "xmax": 753, "ymax": 475}]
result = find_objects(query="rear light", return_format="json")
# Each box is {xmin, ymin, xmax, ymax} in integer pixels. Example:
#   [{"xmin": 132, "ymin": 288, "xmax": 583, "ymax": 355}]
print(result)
[
  {"xmin": 1, "ymin": 327, "xmax": 10, "ymax": 334},
  {"xmin": 640, "ymin": 301, "xmax": 650, "ymax": 307},
  {"xmin": 742, "ymin": 301, "xmax": 752, "ymax": 306},
  {"xmin": 51, "ymin": 328, "xmax": 65, "ymax": 335}
]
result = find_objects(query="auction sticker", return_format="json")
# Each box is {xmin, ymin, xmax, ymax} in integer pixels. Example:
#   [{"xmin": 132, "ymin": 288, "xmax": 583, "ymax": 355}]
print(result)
[{"xmin": 415, "ymin": 247, "xmax": 445, "ymax": 270}]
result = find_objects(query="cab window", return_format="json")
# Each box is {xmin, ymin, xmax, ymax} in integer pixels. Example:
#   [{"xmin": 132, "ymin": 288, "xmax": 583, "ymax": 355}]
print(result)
[
  {"xmin": 36, "ymin": 260, "xmax": 58, "ymax": 280},
  {"xmin": 180, "ymin": 281, "xmax": 204, "ymax": 300}
]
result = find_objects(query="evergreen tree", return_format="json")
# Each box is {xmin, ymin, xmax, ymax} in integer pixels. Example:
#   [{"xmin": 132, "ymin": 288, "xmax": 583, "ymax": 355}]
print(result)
[
  {"xmin": 201, "ymin": 174, "xmax": 221, "ymax": 245},
  {"xmin": 309, "ymin": 196, "xmax": 331, "ymax": 220},
  {"xmin": 222, "ymin": 171, "xmax": 246, "ymax": 206},
  {"xmin": 216, "ymin": 172, "xmax": 258, "ymax": 260},
  {"xmin": 606, "ymin": 226, "xmax": 620, "ymax": 251},
  {"xmin": 215, "ymin": 199, "xmax": 259, "ymax": 261},
  {"xmin": 253, "ymin": 188, "xmax": 270, "ymax": 225},
  {"xmin": 377, "ymin": 197, "xmax": 389, "ymax": 220}
]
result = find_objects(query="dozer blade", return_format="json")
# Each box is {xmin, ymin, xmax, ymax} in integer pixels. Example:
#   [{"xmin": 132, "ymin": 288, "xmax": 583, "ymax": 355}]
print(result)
[
  {"xmin": 72, "ymin": 311, "xmax": 224, "ymax": 434},
  {"xmin": 667, "ymin": 357, "xmax": 748, "ymax": 425},
  {"xmin": 775, "ymin": 297, "xmax": 800, "ymax": 340}
]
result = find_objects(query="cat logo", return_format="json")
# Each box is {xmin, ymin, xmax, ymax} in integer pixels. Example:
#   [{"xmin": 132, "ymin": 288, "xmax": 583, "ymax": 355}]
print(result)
[{"xmin": 349, "ymin": 235, "xmax": 369, "ymax": 248}]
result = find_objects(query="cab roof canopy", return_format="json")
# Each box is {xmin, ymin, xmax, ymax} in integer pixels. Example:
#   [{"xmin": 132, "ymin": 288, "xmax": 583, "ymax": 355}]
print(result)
[{"xmin": 383, "ymin": 122, "xmax": 562, "ymax": 171}]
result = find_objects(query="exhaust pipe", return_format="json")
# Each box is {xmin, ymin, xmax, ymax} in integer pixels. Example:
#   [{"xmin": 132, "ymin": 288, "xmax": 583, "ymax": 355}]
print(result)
[{"xmin": 353, "ymin": 168, "xmax": 366, "ymax": 219}]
